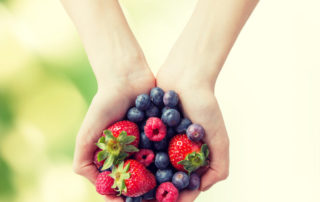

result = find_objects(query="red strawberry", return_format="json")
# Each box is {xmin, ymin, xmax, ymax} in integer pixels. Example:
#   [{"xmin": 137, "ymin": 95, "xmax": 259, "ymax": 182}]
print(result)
[
  {"xmin": 168, "ymin": 134, "xmax": 209, "ymax": 174},
  {"xmin": 109, "ymin": 159, "xmax": 156, "ymax": 197},
  {"xmin": 96, "ymin": 171, "xmax": 117, "ymax": 195},
  {"xmin": 95, "ymin": 121, "xmax": 140, "ymax": 171}
]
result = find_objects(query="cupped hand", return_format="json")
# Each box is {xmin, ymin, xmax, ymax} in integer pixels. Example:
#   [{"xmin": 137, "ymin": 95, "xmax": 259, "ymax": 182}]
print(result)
[
  {"xmin": 73, "ymin": 60, "xmax": 155, "ymax": 202},
  {"xmin": 157, "ymin": 66, "xmax": 229, "ymax": 202}
]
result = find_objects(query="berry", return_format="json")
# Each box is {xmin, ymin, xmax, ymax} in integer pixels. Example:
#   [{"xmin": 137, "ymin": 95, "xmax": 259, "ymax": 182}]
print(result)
[
  {"xmin": 150, "ymin": 87, "xmax": 164, "ymax": 106},
  {"xmin": 135, "ymin": 94, "xmax": 151, "ymax": 110},
  {"xmin": 96, "ymin": 121, "xmax": 140, "ymax": 170},
  {"xmin": 166, "ymin": 127, "xmax": 176, "ymax": 139},
  {"xmin": 187, "ymin": 173, "xmax": 201, "ymax": 190},
  {"xmin": 156, "ymin": 182, "xmax": 179, "ymax": 202},
  {"xmin": 145, "ymin": 104, "xmax": 160, "ymax": 118},
  {"xmin": 172, "ymin": 171, "xmax": 190, "ymax": 190},
  {"xmin": 168, "ymin": 134, "xmax": 209, "ymax": 174},
  {"xmin": 140, "ymin": 132, "xmax": 153, "ymax": 149},
  {"xmin": 154, "ymin": 136, "xmax": 168, "ymax": 151},
  {"xmin": 155, "ymin": 152, "xmax": 170, "ymax": 169},
  {"xmin": 139, "ymin": 120, "xmax": 147, "ymax": 132},
  {"xmin": 127, "ymin": 107, "xmax": 145, "ymax": 123},
  {"xmin": 134, "ymin": 149, "xmax": 155, "ymax": 167},
  {"xmin": 144, "ymin": 117, "xmax": 167, "ymax": 141},
  {"xmin": 110, "ymin": 160, "xmax": 156, "ymax": 197},
  {"xmin": 142, "ymin": 188, "xmax": 156, "ymax": 200},
  {"xmin": 95, "ymin": 171, "xmax": 117, "ymax": 195},
  {"xmin": 186, "ymin": 124, "xmax": 205, "ymax": 142},
  {"xmin": 161, "ymin": 109, "xmax": 181, "ymax": 127},
  {"xmin": 175, "ymin": 118, "xmax": 192, "ymax": 134},
  {"xmin": 156, "ymin": 168, "xmax": 173, "ymax": 184},
  {"xmin": 125, "ymin": 197, "xmax": 142, "ymax": 202},
  {"xmin": 163, "ymin": 90, "xmax": 179, "ymax": 107}
]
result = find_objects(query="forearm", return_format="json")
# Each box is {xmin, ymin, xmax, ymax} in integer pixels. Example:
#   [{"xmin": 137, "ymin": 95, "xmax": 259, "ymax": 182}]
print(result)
[
  {"xmin": 170, "ymin": 0, "xmax": 259, "ymax": 84},
  {"xmin": 61, "ymin": 0, "xmax": 146, "ymax": 83}
]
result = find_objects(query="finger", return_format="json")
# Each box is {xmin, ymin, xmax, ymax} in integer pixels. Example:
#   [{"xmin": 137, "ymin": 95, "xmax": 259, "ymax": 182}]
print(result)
[
  {"xmin": 73, "ymin": 93, "xmax": 129, "ymax": 184},
  {"xmin": 177, "ymin": 189, "xmax": 201, "ymax": 202},
  {"xmin": 200, "ymin": 121, "xmax": 229, "ymax": 191}
]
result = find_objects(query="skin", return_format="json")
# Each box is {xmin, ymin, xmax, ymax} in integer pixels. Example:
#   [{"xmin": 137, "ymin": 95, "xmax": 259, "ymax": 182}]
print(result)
[{"xmin": 61, "ymin": 0, "xmax": 259, "ymax": 201}]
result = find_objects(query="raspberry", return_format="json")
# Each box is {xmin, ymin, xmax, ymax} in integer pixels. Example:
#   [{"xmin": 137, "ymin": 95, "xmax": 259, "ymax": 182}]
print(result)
[
  {"xmin": 96, "ymin": 171, "xmax": 117, "ymax": 195},
  {"xmin": 156, "ymin": 182, "xmax": 179, "ymax": 202},
  {"xmin": 134, "ymin": 149, "xmax": 155, "ymax": 167},
  {"xmin": 144, "ymin": 117, "xmax": 167, "ymax": 141}
]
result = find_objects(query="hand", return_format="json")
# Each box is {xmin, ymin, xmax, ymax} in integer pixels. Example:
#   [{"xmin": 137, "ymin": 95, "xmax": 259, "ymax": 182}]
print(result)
[
  {"xmin": 73, "ymin": 59, "xmax": 155, "ymax": 202},
  {"xmin": 157, "ymin": 63, "xmax": 229, "ymax": 202}
]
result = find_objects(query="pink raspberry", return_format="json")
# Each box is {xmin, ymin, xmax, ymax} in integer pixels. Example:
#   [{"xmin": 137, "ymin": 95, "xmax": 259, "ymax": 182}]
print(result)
[
  {"xmin": 156, "ymin": 182, "xmax": 179, "ymax": 202},
  {"xmin": 93, "ymin": 149, "xmax": 105, "ymax": 169},
  {"xmin": 134, "ymin": 149, "xmax": 155, "ymax": 167},
  {"xmin": 95, "ymin": 171, "xmax": 117, "ymax": 195},
  {"xmin": 144, "ymin": 117, "xmax": 167, "ymax": 141}
]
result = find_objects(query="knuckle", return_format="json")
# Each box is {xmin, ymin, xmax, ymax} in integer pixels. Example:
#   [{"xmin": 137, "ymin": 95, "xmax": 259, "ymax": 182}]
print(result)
[
  {"xmin": 72, "ymin": 163, "xmax": 83, "ymax": 175},
  {"xmin": 218, "ymin": 170, "xmax": 229, "ymax": 181}
]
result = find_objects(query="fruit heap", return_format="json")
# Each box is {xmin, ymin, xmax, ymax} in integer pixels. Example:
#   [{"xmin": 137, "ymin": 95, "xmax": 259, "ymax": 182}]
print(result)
[{"xmin": 93, "ymin": 88, "xmax": 209, "ymax": 202}]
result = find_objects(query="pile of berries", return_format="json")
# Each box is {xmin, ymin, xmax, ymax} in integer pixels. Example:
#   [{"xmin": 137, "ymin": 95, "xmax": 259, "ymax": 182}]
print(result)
[{"xmin": 93, "ymin": 88, "xmax": 209, "ymax": 202}]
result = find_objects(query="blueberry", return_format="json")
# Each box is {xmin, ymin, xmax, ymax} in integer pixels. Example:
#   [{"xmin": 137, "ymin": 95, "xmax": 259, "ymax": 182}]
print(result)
[
  {"xmin": 163, "ymin": 90, "xmax": 179, "ymax": 107},
  {"xmin": 145, "ymin": 104, "xmax": 160, "ymax": 118},
  {"xmin": 99, "ymin": 165, "xmax": 113, "ymax": 173},
  {"xmin": 143, "ymin": 188, "xmax": 156, "ymax": 200},
  {"xmin": 187, "ymin": 173, "xmax": 201, "ymax": 190},
  {"xmin": 161, "ymin": 108, "xmax": 181, "ymax": 127},
  {"xmin": 172, "ymin": 171, "xmax": 190, "ymax": 190},
  {"xmin": 139, "ymin": 120, "xmax": 147, "ymax": 132},
  {"xmin": 150, "ymin": 87, "xmax": 164, "ymax": 106},
  {"xmin": 156, "ymin": 168, "xmax": 173, "ymax": 184},
  {"xmin": 140, "ymin": 132, "xmax": 153, "ymax": 149},
  {"xmin": 175, "ymin": 118, "xmax": 192, "ymax": 134},
  {"xmin": 127, "ymin": 107, "xmax": 144, "ymax": 123},
  {"xmin": 166, "ymin": 127, "xmax": 176, "ymax": 139},
  {"xmin": 154, "ymin": 136, "xmax": 168, "ymax": 151},
  {"xmin": 147, "ymin": 163, "xmax": 158, "ymax": 174},
  {"xmin": 155, "ymin": 152, "xmax": 170, "ymax": 169},
  {"xmin": 125, "ymin": 197, "xmax": 142, "ymax": 202},
  {"xmin": 135, "ymin": 94, "xmax": 151, "ymax": 110},
  {"xmin": 186, "ymin": 124, "xmax": 205, "ymax": 142}
]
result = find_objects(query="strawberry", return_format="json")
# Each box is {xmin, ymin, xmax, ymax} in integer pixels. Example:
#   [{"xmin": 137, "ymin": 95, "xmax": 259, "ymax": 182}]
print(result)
[
  {"xmin": 95, "ymin": 121, "xmax": 140, "ymax": 170},
  {"xmin": 109, "ymin": 159, "xmax": 156, "ymax": 197},
  {"xmin": 168, "ymin": 134, "xmax": 209, "ymax": 174},
  {"xmin": 96, "ymin": 171, "xmax": 117, "ymax": 195}
]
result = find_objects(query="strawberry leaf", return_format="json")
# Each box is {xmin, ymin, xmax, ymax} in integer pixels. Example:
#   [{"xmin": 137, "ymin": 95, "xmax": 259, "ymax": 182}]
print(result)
[
  {"xmin": 123, "ymin": 145, "xmax": 139, "ymax": 153},
  {"xmin": 97, "ymin": 150, "xmax": 108, "ymax": 162},
  {"xmin": 201, "ymin": 144, "xmax": 209, "ymax": 158},
  {"xmin": 96, "ymin": 143, "xmax": 106, "ymax": 150},
  {"xmin": 98, "ymin": 136, "xmax": 105, "ymax": 143},
  {"xmin": 101, "ymin": 155, "xmax": 115, "ymax": 170},
  {"xmin": 103, "ymin": 130, "xmax": 116, "ymax": 141}
]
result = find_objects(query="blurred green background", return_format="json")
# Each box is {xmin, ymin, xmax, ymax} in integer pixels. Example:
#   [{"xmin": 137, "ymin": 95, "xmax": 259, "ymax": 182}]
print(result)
[{"xmin": 0, "ymin": 0, "xmax": 101, "ymax": 201}]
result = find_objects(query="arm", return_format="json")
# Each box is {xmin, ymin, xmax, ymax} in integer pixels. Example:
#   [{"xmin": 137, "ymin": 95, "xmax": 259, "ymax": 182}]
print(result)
[
  {"xmin": 61, "ymin": 1, "xmax": 154, "ymax": 201},
  {"xmin": 157, "ymin": 0, "xmax": 259, "ymax": 201}
]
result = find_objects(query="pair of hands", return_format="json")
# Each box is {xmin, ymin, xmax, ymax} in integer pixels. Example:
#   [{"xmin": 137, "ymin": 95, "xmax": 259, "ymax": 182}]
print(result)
[{"xmin": 72, "ymin": 52, "xmax": 229, "ymax": 202}]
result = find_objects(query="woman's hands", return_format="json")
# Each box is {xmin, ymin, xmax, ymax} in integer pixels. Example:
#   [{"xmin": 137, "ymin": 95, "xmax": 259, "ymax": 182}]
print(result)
[{"xmin": 73, "ymin": 58, "xmax": 154, "ymax": 202}]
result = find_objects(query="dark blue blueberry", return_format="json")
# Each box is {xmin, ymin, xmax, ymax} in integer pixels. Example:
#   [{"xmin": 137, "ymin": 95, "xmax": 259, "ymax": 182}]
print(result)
[
  {"xmin": 135, "ymin": 94, "xmax": 151, "ymax": 110},
  {"xmin": 127, "ymin": 107, "xmax": 144, "ymax": 123},
  {"xmin": 166, "ymin": 127, "xmax": 176, "ymax": 139},
  {"xmin": 139, "ymin": 120, "xmax": 147, "ymax": 132},
  {"xmin": 150, "ymin": 87, "xmax": 164, "ymax": 106},
  {"xmin": 163, "ymin": 90, "xmax": 179, "ymax": 107},
  {"xmin": 147, "ymin": 163, "xmax": 158, "ymax": 174},
  {"xmin": 154, "ymin": 136, "xmax": 168, "ymax": 151},
  {"xmin": 125, "ymin": 197, "xmax": 142, "ymax": 202},
  {"xmin": 187, "ymin": 173, "xmax": 201, "ymax": 190},
  {"xmin": 186, "ymin": 123, "xmax": 205, "ymax": 142},
  {"xmin": 175, "ymin": 118, "xmax": 192, "ymax": 134},
  {"xmin": 155, "ymin": 152, "xmax": 169, "ymax": 169},
  {"xmin": 161, "ymin": 108, "xmax": 181, "ymax": 127},
  {"xmin": 145, "ymin": 104, "xmax": 160, "ymax": 118},
  {"xmin": 156, "ymin": 168, "xmax": 173, "ymax": 184},
  {"xmin": 140, "ymin": 132, "xmax": 153, "ymax": 149},
  {"xmin": 143, "ymin": 188, "xmax": 156, "ymax": 200},
  {"xmin": 172, "ymin": 171, "xmax": 190, "ymax": 190},
  {"xmin": 99, "ymin": 165, "xmax": 113, "ymax": 173}
]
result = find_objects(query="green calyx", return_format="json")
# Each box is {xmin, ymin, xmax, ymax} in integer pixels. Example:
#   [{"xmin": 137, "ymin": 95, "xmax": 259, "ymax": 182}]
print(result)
[
  {"xmin": 178, "ymin": 144, "xmax": 209, "ymax": 174},
  {"xmin": 96, "ymin": 130, "xmax": 139, "ymax": 170},
  {"xmin": 109, "ymin": 161, "xmax": 131, "ymax": 196}
]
